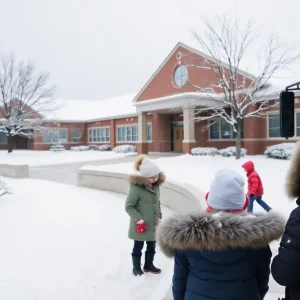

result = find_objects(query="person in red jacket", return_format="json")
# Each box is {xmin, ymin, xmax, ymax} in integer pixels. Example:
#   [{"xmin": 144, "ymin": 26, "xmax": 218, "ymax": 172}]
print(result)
[{"xmin": 242, "ymin": 160, "xmax": 272, "ymax": 213}]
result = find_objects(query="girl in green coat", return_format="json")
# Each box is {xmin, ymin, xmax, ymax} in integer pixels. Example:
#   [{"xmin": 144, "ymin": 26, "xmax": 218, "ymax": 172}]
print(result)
[{"xmin": 125, "ymin": 154, "xmax": 165, "ymax": 276}]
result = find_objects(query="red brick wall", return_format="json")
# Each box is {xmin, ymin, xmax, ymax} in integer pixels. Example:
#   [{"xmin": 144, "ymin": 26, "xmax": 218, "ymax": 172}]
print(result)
[
  {"xmin": 136, "ymin": 45, "xmax": 253, "ymax": 102},
  {"xmin": 152, "ymin": 114, "xmax": 171, "ymax": 152}
]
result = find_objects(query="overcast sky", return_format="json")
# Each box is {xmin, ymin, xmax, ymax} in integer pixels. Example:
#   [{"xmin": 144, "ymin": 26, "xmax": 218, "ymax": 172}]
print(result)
[{"xmin": 0, "ymin": 0, "xmax": 299, "ymax": 100}]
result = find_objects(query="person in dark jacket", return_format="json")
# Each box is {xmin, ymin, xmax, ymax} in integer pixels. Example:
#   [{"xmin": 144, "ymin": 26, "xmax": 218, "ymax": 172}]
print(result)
[
  {"xmin": 242, "ymin": 160, "xmax": 272, "ymax": 213},
  {"xmin": 272, "ymin": 141, "xmax": 300, "ymax": 300},
  {"xmin": 157, "ymin": 168, "xmax": 285, "ymax": 300}
]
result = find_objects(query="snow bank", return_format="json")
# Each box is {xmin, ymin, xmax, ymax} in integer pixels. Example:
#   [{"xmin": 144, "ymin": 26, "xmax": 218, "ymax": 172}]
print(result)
[
  {"xmin": 0, "ymin": 150, "xmax": 134, "ymax": 167},
  {"xmin": 70, "ymin": 146, "xmax": 90, "ymax": 151},
  {"xmin": 218, "ymin": 146, "xmax": 247, "ymax": 157},
  {"xmin": 0, "ymin": 177, "xmax": 173, "ymax": 300},
  {"xmin": 191, "ymin": 147, "xmax": 218, "ymax": 156},
  {"xmin": 264, "ymin": 143, "xmax": 295, "ymax": 160},
  {"xmin": 113, "ymin": 145, "xmax": 137, "ymax": 153}
]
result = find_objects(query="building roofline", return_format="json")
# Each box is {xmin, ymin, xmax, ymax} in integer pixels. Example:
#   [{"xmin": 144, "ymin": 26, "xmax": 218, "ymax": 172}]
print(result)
[{"xmin": 133, "ymin": 41, "xmax": 257, "ymax": 103}]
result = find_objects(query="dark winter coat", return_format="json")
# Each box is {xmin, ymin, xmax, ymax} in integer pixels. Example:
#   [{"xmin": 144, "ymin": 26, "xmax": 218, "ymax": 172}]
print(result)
[
  {"xmin": 125, "ymin": 173, "xmax": 164, "ymax": 242},
  {"xmin": 242, "ymin": 161, "xmax": 264, "ymax": 196},
  {"xmin": 157, "ymin": 211, "xmax": 285, "ymax": 300},
  {"xmin": 272, "ymin": 141, "xmax": 300, "ymax": 300}
]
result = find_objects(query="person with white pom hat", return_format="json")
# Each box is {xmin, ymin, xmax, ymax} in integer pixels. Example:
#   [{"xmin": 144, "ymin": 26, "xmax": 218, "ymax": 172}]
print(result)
[{"xmin": 125, "ymin": 154, "xmax": 165, "ymax": 276}]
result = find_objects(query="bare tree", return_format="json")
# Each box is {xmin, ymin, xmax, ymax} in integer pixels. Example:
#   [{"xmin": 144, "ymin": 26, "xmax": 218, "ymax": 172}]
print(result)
[
  {"xmin": 186, "ymin": 15, "xmax": 299, "ymax": 159},
  {"xmin": 0, "ymin": 53, "xmax": 56, "ymax": 153},
  {"xmin": 71, "ymin": 123, "xmax": 85, "ymax": 143}
]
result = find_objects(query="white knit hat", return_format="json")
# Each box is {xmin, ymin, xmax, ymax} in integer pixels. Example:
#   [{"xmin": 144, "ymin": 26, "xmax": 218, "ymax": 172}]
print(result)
[
  {"xmin": 207, "ymin": 168, "xmax": 245, "ymax": 211},
  {"xmin": 139, "ymin": 157, "xmax": 161, "ymax": 178}
]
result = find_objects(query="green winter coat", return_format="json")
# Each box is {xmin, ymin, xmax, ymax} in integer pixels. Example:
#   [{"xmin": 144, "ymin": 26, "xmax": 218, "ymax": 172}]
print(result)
[{"xmin": 125, "ymin": 173, "xmax": 165, "ymax": 242}]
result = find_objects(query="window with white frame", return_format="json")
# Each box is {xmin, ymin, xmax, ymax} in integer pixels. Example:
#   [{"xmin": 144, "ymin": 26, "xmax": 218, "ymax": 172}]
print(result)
[
  {"xmin": 88, "ymin": 127, "xmax": 110, "ymax": 143},
  {"xmin": 0, "ymin": 132, "xmax": 7, "ymax": 144},
  {"xmin": 117, "ymin": 125, "xmax": 138, "ymax": 142},
  {"xmin": 209, "ymin": 119, "xmax": 244, "ymax": 139},
  {"xmin": 43, "ymin": 128, "xmax": 68, "ymax": 143},
  {"xmin": 116, "ymin": 124, "xmax": 152, "ymax": 142}
]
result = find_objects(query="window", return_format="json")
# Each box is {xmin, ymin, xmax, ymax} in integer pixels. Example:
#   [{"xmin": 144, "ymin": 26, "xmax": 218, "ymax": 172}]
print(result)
[
  {"xmin": 296, "ymin": 113, "xmax": 300, "ymax": 137},
  {"xmin": 116, "ymin": 124, "xmax": 152, "ymax": 142},
  {"xmin": 268, "ymin": 114, "xmax": 280, "ymax": 138},
  {"xmin": 0, "ymin": 132, "xmax": 7, "ymax": 144},
  {"xmin": 43, "ymin": 128, "xmax": 68, "ymax": 143},
  {"xmin": 209, "ymin": 119, "xmax": 244, "ymax": 139},
  {"xmin": 174, "ymin": 65, "xmax": 188, "ymax": 87},
  {"xmin": 147, "ymin": 124, "xmax": 152, "ymax": 141},
  {"xmin": 72, "ymin": 129, "xmax": 82, "ymax": 143},
  {"xmin": 117, "ymin": 125, "xmax": 138, "ymax": 142},
  {"xmin": 88, "ymin": 127, "xmax": 110, "ymax": 143}
]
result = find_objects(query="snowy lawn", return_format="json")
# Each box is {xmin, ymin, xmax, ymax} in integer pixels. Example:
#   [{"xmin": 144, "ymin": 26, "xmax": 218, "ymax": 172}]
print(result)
[
  {"xmin": 0, "ymin": 150, "xmax": 135, "ymax": 167},
  {"xmin": 83, "ymin": 154, "xmax": 296, "ymax": 218},
  {"xmin": 0, "ymin": 178, "xmax": 173, "ymax": 300}
]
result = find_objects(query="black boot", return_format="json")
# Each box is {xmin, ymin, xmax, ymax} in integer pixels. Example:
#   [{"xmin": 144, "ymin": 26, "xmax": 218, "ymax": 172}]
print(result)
[
  {"xmin": 143, "ymin": 252, "xmax": 161, "ymax": 274},
  {"xmin": 132, "ymin": 255, "xmax": 144, "ymax": 276}
]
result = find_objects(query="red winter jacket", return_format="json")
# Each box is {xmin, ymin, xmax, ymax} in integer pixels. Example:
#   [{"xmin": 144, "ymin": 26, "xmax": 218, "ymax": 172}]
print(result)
[{"xmin": 242, "ymin": 161, "xmax": 264, "ymax": 196}]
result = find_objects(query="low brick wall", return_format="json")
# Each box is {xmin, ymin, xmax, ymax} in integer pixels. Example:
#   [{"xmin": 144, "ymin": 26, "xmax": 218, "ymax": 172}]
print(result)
[
  {"xmin": 0, "ymin": 164, "xmax": 29, "ymax": 178},
  {"xmin": 77, "ymin": 169, "xmax": 206, "ymax": 213}
]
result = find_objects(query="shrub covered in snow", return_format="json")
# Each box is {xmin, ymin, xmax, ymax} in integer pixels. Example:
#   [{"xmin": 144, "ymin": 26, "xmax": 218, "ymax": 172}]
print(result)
[
  {"xmin": 49, "ymin": 144, "xmax": 65, "ymax": 152},
  {"xmin": 0, "ymin": 180, "xmax": 12, "ymax": 197},
  {"xmin": 218, "ymin": 146, "xmax": 247, "ymax": 157},
  {"xmin": 96, "ymin": 145, "xmax": 111, "ymax": 151},
  {"xmin": 264, "ymin": 143, "xmax": 295, "ymax": 160},
  {"xmin": 113, "ymin": 145, "xmax": 137, "ymax": 153},
  {"xmin": 191, "ymin": 147, "xmax": 218, "ymax": 156},
  {"xmin": 88, "ymin": 145, "xmax": 98, "ymax": 150},
  {"xmin": 70, "ymin": 146, "xmax": 90, "ymax": 151}
]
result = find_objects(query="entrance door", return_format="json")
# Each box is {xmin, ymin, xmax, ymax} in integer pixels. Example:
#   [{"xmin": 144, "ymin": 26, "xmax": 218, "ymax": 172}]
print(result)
[{"xmin": 173, "ymin": 127, "xmax": 183, "ymax": 152}]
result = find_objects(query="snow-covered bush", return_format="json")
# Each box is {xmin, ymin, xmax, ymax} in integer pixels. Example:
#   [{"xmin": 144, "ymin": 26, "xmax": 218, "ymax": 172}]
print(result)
[
  {"xmin": 191, "ymin": 147, "xmax": 218, "ymax": 156},
  {"xmin": 0, "ymin": 180, "xmax": 12, "ymax": 197},
  {"xmin": 70, "ymin": 146, "xmax": 89, "ymax": 151},
  {"xmin": 113, "ymin": 145, "xmax": 137, "ymax": 153},
  {"xmin": 218, "ymin": 146, "xmax": 247, "ymax": 157},
  {"xmin": 96, "ymin": 145, "xmax": 111, "ymax": 151},
  {"xmin": 88, "ymin": 145, "xmax": 98, "ymax": 150},
  {"xmin": 264, "ymin": 143, "xmax": 295, "ymax": 160},
  {"xmin": 49, "ymin": 144, "xmax": 65, "ymax": 152}
]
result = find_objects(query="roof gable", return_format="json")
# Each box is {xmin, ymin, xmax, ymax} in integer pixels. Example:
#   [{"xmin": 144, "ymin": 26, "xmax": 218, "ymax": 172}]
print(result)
[{"xmin": 134, "ymin": 42, "xmax": 256, "ymax": 103}]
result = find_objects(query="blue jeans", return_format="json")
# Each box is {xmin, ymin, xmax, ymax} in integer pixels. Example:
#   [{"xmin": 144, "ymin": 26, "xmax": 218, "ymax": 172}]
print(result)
[
  {"xmin": 247, "ymin": 195, "xmax": 271, "ymax": 213},
  {"xmin": 132, "ymin": 240, "xmax": 156, "ymax": 257}
]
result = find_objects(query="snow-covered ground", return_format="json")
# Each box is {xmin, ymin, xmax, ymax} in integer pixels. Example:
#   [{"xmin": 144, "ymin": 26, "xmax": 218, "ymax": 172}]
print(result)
[
  {"xmin": 83, "ymin": 154, "xmax": 296, "ymax": 217},
  {"xmin": 0, "ymin": 177, "xmax": 173, "ymax": 300},
  {"xmin": 0, "ymin": 150, "xmax": 135, "ymax": 166}
]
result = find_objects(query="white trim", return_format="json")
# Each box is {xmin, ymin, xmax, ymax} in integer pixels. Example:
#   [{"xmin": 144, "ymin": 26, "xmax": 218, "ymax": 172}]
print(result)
[
  {"xmin": 133, "ymin": 42, "xmax": 256, "ymax": 103},
  {"xmin": 134, "ymin": 92, "xmax": 223, "ymax": 113},
  {"xmin": 88, "ymin": 126, "xmax": 110, "ymax": 144}
]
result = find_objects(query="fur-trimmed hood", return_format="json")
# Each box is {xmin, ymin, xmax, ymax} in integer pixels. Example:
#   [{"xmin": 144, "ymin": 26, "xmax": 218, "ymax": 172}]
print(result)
[
  {"xmin": 128, "ymin": 172, "xmax": 165, "ymax": 188},
  {"xmin": 286, "ymin": 141, "xmax": 300, "ymax": 199},
  {"xmin": 157, "ymin": 211, "xmax": 285, "ymax": 258}
]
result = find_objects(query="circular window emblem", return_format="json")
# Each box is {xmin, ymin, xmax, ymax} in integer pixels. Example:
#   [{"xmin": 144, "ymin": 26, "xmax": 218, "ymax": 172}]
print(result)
[
  {"xmin": 174, "ymin": 65, "xmax": 188, "ymax": 87},
  {"xmin": 176, "ymin": 52, "xmax": 183, "ymax": 60}
]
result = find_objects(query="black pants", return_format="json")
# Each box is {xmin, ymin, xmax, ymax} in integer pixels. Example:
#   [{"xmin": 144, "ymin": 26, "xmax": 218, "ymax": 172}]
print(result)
[{"xmin": 132, "ymin": 240, "xmax": 156, "ymax": 257}]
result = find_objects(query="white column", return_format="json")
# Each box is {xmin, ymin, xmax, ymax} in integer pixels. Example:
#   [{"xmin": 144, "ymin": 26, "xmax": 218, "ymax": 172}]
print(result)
[
  {"xmin": 182, "ymin": 105, "xmax": 196, "ymax": 143},
  {"xmin": 138, "ymin": 112, "xmax": 148, "ymax": 143}
]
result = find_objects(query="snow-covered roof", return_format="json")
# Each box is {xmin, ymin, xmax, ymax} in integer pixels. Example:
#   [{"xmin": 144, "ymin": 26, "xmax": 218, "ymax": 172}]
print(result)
[{"xmin": 43, "ymin": 92, "xmax": 137, "ymax": 122}]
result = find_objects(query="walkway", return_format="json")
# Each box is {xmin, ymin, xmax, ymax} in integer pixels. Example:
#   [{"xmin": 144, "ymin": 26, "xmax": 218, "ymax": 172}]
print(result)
[{"xmin": 30, "ymin": 153, "xmax": 179, "ymax": 185}]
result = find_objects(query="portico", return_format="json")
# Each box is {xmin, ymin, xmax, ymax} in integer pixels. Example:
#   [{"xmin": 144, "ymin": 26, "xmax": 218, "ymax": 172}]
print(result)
[{"xmin": 134, "ymin": 92, "xmax": 223, "ymax": 154}]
